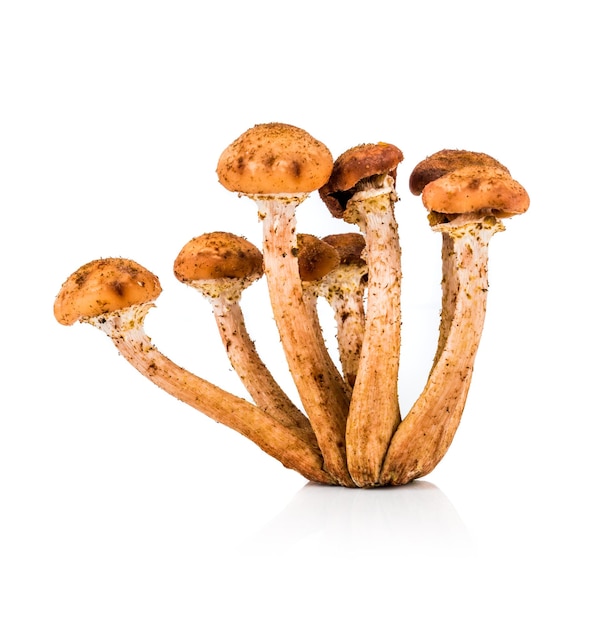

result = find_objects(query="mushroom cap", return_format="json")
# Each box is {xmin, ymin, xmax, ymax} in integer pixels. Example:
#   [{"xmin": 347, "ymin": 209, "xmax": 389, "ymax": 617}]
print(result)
[
  {"xmin": 296, "ymin": 234, "xmax": 340, "ymax": 282},
  {"xmin": 174, "ymin": 232, "xmax": 264, "ymax": 283},
  {"xmin": 409, "ymin": 149, "xmax": 509, "ymax": 196},
  {"xmin": 54, "ymin": 258, "xmax": 162, "ymax": 326},
  {"xmin": 319, "ymin": 142, "xmax": 404, "ymax": 218},
  {"xmin": 422, "ymin": 165, "xmax": 530, "ymax": 218},
  {"xmin": 216, "ymin": 122, "xmax": 334, "ymax": 195},
  {"xmin": 321, "ymin": 232, "xmax": 366, "ymax": 267}
]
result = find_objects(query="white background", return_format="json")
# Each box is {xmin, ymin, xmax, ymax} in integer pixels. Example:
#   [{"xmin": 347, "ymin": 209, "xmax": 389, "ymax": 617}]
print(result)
[{"xmin": 1, "ymin": 1, "xmax": 598, "ymax": 624}]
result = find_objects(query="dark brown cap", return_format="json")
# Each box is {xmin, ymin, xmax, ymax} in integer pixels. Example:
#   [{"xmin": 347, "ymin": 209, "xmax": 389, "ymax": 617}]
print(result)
[
  {"xmin": 54, "ymin": 258, "xmax": 162, "ymax": 326},
  {"xmin": 174, "ymin": 232, "xmax": 263, "ymax": 283},
  {"xmin": 319, "ymin": 143, "xmax": 404, "ymax": 218},
  {"xmin": 409, "ymin": 149, "xmax": 509, "ymax": 196},
  {"xmin": 296, "ymin": 234, "xmax": 340, "ymax": 282},
  {"xmin": 321, "ymin": 233, "xmax": 366, "ymax": 267}
]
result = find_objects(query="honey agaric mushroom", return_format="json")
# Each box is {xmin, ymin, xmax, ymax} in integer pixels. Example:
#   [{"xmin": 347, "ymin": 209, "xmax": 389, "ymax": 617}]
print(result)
[
  {"xmin": 217, "ymin": 122, "xmax": 354, "ymax": 486},
  {"xmin": 380, "ymin": 155, "xmax": 530, "ymax": 485},
  {"xmin": 318, "ymin": 233, "xmax": 368, "ymax": 388},
  {"xmin": 54, "ymin": 257, "xmax": 334, "ymax": 484},
  {"xmin": 320, "ymin": 142, "xmax": 404, "ymax": 487},
  {"xmin": 173, "ymin": 232, "xmax": 315, "ymax": 439}
]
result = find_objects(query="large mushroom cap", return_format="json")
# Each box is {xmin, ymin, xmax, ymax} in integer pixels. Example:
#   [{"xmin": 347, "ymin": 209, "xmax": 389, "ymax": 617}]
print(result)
[
  {"xmin": 216, "ymin": 122, "xmax": 334, "ymax": 196},
  {"xmin": 422, "ymin": 165, "xmax": 530, "ymax": 219},
  {"xmin": 54, "ymin": 258, "xmax": 162, "ymax": 325},
  {"xmin": 409, "ymin": 149, "xmax": 509, "ymax": 196},
  {"xmin": 174, "ymin": 232, "xmax": 264, "ymax": 283},
  {"xmin": 319, "ymin": 142, "xmax": 404, "ymax": 218},
  {"xmin": 296, "ymin": 234, "xmax": 340, "ymax": 282}
]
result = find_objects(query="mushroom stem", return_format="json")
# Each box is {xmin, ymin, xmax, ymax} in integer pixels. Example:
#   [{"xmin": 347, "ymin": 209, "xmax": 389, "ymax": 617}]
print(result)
[
  {"xmin": 327, "ymin": 283, "xmax": 366, "ymax": 389},
  {"xmin": 380, "ymin": 216, "xmax": 503, "ymax": 485},
  {"xmin": 258, "ymin": 196, "xmax": 354, "ymax": 487},
  {"xmin": 296, "ymin": 232, "xmax": 346, "ymax": 387},
  {"xmin": 299, "ymin": 285, "xmax": 335, "ymax": 372},
  {"xmin": 95, "ymin": 304, "xmax": 333, "ymax": 484},
  {"xmin": 343, "ymin": 182, "xmax": 402, "ymax": 486},
  {"xmin": 210, "ymin": 294, "xmax": 314, "ymax": 436},
  {"xmin": 434, "ymin": 232, "xmax": 458, "ymax": 366},
  {"xmin": 318, "ymin": 233, "xmax": 368, "ymax": 389}
]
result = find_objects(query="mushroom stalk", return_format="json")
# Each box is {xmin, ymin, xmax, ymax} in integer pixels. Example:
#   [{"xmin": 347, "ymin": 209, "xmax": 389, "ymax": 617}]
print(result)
[
  {"xmin": 433, "ymin": 232, "xmax": 459, "ymax": 366},
  {"xmin": 328, "ymin": 285, "xmax": 365, "ymax": 389},
  {"xmin": 296, "ymin": 232, "xmax": 346, "ymax": 388},
  {"xmin": 380, "ymin": 216, "xmax": 502, "ymax": 485},
  {"xmin": 210, "ymin": 293, "xmax": 314, "ymax": 435},
  {"xmin": 258, "ymin": 197, "xmax": 354, "ymax": 486},
  {"xmin": 343, "ymin": 181, "xmax": 402, "ymax": 486},
  {"xmin": 96, "ymin": 304, "xmax": 333, "ymax": 484},
  {"xmin": 299, "ymin": 282, "xmax": 350, "ymax": 392},
  {"xmin": 299, "ymin": 285, "xmax": 335, "ymax": 372},
  {"xmin": 317, "ymin": 232, "xmax": 368, "ymax": 389}
]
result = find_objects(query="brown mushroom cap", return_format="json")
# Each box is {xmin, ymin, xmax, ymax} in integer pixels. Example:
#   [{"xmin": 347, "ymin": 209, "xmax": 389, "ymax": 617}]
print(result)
[
  {"xmin": 422, "ymin": 165, "xmax": 530, "ymax": 219},
  {"xmin": 319, "ymin": 142, "xmax": 404, "ymax": 218},
  {"xmin": 409, "ymin": 149, "xmax": 509, "ymax": 196},
  {"xmin": 216, "ymin": 122, "xmax": 334, "ymax": 196},
  {"xmin": 174, "ymin": 232, "xmax": 264, "ymax": 283},
  {"xmin": 296, "ymin": 234, "xmax": 340, "ymax": 282},
  {"xmin": 54, "ymin": 258, "xmax": 162, "ymax": 326},
  {"xmin": 321, "ymin": 232, "xmax": 366, "ymax": 267}
]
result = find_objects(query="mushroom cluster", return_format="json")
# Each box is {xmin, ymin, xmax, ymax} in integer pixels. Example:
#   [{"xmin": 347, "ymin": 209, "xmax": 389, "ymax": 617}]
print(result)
[{"xmin": 54, "ymin": 123, "xmax": 529, "ymax": 487}]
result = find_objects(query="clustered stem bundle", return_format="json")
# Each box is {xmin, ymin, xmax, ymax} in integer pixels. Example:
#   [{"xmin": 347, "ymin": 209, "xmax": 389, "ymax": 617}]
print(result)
[{"xmin": 54, "ymin": 123, "xmax": 529, "ymax": 487}]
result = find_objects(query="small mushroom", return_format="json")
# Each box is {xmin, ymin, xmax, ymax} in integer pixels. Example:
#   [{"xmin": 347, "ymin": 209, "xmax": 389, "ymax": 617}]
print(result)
[
  {"xmin": 54, "ymin": 257, "xmax": 334, "ymax": 484},
  {"xmin": 173, "ymin": 232, "xmax": 315, "ymax": 439},
  {"xmin": 217, "ymin": 123, "xmax": 354, "ymax": 486},
  {"xmin": 318, "ymin": 233, "xmax": 368, "ymax": 388},
  {"xmin": 380, "ymin": 153, "xmax": 530, "ymax": 485},
  {"xmin": 320, "ymin": 142, "xmax": 404, "ymax": 487}
]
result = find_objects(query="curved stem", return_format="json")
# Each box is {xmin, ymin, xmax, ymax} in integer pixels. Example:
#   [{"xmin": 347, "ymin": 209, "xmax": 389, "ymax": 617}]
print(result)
[
  {"xmin": 380, "ymin": 217, "xmax": 503, "ymax": 485},
  {"xmin": 257, "ymin": 197, "xmax": 354, "ymax": 487},
  {"xmin": 93, "ymin": 306, "xmax": 334, "ymax": 485},
  {"xmin": 211, "ymin": 296, "xmax": 316, "ymax": 440},
  {"xmin": 344, "ymin": 190, "xmax": 402, "ymax": 486}
]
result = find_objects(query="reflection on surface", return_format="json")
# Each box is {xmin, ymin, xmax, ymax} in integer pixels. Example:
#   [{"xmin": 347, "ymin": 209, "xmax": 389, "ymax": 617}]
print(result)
[{"xmin": 240, "ymin": 480, "xmax": 473, "ymax": 559}]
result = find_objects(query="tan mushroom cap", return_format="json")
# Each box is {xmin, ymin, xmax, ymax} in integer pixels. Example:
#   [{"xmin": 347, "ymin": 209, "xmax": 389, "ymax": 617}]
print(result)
[
  {"xmin": 54, "ymin": 258, "xmax": 162, "ymax": 326},
  {"xmin": 319, "ymin": 142, "xmax": 404, "ymax": 218},
  {"xmin": 422, "ymin": 165, "xmax": 530, "ymax": 218},
  {"xmin": 296, "ymin": 234, "xmax": 340, "ymax": 282},
  {"xmin": 409, "ymin": 149, "xmax": 509, "ymax": 196},
  {"xmin": 174, "ymin": 232, "xmax": 264, "ymax": 283},
  {"xmin": 321, "ymin": 232, "xmax": 366, "ymax": 267},
  {"xmin": 216, "ymin": 122, "xmax": 334, "ymax": 196}
]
